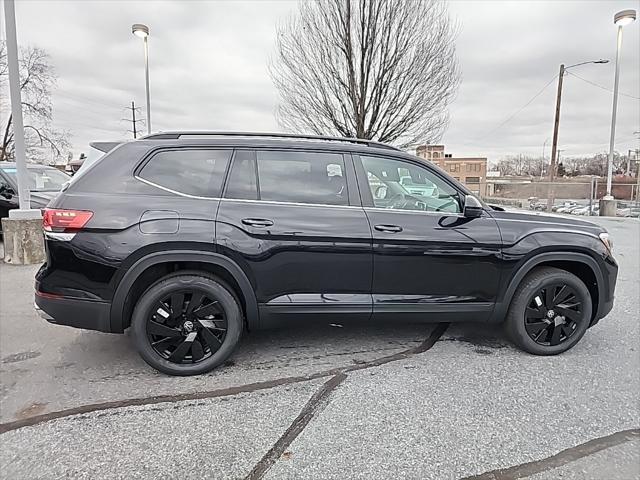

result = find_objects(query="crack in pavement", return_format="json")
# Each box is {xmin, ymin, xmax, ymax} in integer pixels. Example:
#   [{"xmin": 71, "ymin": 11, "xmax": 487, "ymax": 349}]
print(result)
[
  {"xmin": 460, "ymin": 428, "xmax": 640, "ymax": 480},
  {"xmin": 0, "ymin": 323, "xmax": 449, "ymax": 435},
  {"xmin": 243, "ymin": 322, "xmax": 451, "ymax": 480},
  {"xmin": 245, "ymin": 373, "xmax": 348, "ymax": 480}
]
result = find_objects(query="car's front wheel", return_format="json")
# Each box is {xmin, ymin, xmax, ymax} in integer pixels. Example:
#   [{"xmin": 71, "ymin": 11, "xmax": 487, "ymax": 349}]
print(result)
[
  {"xmin": 131, "ymin": 273, "xmax": 242, "ymax": 375},
  {"xmin": 505, "ymin": 267, "xmax": 592, "ymax": 355}
]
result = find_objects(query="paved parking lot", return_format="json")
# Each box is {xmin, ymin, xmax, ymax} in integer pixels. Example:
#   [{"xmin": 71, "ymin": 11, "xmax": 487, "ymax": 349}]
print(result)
[{"xmin": 0, "ymin": 217, "xmax": 638, "ymax": 479}]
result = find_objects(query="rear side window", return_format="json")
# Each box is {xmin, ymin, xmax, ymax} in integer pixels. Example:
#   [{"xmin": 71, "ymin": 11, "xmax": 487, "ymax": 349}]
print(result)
[
  {"xmin": 256, "ymin": 150, "xmax": 347, "ymax": 206},
  {"xmin": 138, "ymin": 149, "xmax": 231, "ymax": 197}
]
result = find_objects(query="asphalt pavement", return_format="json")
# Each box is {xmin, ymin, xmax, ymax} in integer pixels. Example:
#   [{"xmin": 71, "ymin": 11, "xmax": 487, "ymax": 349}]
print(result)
[{"xmin": 0, "ymin": 216, "xmax": 638, "ymax": 479}]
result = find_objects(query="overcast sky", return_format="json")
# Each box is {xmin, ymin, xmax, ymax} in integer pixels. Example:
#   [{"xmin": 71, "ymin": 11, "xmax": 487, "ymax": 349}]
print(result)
[{"xmin": 4, "ymin": 0, "xmax": 640, "ymax": 163}]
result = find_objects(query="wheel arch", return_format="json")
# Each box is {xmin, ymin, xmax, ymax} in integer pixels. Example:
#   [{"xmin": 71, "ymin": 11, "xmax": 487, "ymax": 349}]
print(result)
[
  {"xmin": 492, "ymin": 252, "xmax": 604, "ymax": 325},
  {"xmin": 110, "ymin": 250, "xmax": 259, "ymax": 333}
]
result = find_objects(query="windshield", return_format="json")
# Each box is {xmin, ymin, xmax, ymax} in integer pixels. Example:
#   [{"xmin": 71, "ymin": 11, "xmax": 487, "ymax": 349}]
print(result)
[{"xmin": 0, "ymin": 166, "xmax": 70, "ymax": 192}]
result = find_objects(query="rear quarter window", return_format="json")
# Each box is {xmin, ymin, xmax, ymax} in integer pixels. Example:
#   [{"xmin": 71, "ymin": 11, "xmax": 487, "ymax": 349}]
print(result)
[{"xmin": 138, "ymin": 149, "xmax": 232, "ymax": 197}]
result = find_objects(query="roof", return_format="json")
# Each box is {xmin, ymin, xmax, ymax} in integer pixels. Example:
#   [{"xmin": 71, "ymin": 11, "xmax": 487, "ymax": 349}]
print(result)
[{"xmin": 139, "ymin": 131, "xmax": 402, "ymax": 152}]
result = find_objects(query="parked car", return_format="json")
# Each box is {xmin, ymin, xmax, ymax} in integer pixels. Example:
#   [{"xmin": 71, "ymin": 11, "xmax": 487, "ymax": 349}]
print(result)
[
  {"xmin": 556, "ymin": 203, "xmax": 580, "ymax": 214},
  {"xmin": 616, "ymin": 208, "xmax": 631, "ymax": 217},
  {"xmin": 35, "ymin": 132, "xmax": 618, "ymax": 375},
  {"xmin": 572, "ymin": 205, "xmax": 599, "ymax": 216},
  {"xmin": 0, "ymin": 162, "xmax": 70, "ymax": 232},
  {"xmin": 627, "ymin": 207, "xmax": 640, "ymax": 218}
]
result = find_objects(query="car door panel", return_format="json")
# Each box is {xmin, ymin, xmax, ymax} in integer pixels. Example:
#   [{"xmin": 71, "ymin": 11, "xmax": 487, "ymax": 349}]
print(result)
[
  {"xmin": 354, "ymin": 154, "xmax": 502, "ymax": 322},
  {"xmin": 216, "ymin": 149, "xmax": 373, "ymax": 327},
  {"xmin": 367, "ymin": 209, "xmax": 501, "ymax": 321}
]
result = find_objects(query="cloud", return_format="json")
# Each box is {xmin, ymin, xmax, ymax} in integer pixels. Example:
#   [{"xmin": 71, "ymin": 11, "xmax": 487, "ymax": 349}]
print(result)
[{"xmin": 7, "ymin": 0, "xmax": 639, "ymax": 162}]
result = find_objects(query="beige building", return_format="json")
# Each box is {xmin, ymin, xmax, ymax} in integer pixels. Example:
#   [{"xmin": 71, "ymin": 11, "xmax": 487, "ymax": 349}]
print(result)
[{"xmin": 416, "ymin": 145, "xmax": 487, "ymax": 196}]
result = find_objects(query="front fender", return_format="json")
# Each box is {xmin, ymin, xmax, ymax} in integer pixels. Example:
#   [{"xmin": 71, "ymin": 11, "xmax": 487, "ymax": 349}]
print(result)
[{"xmin": 491, "ymin": 230, "xmax": 615, "ymax": 323}]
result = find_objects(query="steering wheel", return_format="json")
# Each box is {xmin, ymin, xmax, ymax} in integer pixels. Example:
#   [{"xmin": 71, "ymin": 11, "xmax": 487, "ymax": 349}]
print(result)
[{"xmin": 388, "ymin": 193, "xmax": 425, "ymax": 211}]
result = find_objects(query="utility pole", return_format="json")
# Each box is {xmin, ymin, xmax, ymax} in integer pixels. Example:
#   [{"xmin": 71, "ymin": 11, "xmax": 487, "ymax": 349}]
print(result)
[
  {"xmin": 547, "ymin": 64, "xmax": 565, "ymax": 212},
  {"xmin": 123, "ymin": 101, "xmax": 144, "ymax": 139}
]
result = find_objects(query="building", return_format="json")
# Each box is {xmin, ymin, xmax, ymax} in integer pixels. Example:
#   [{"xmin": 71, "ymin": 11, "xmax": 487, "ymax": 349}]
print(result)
[{"xmin": 415, "ymin": 145, "xmax": 487, "ymax": 196}]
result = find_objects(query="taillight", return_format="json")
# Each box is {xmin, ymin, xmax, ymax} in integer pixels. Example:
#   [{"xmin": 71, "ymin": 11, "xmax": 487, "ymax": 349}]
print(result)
[{"xmin": 43, "ymin": 208, "xmax": 93, "ymax": 232}]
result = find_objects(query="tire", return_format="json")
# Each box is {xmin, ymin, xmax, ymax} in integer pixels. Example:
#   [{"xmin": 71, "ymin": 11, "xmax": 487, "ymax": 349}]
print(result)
[
  {"xmin": 505, "ymin": 267, "xmax": 592, "ymax": 355},
  {"xmin": 131, "ymin": 273, "xmax": 242, "ymax": 376}
]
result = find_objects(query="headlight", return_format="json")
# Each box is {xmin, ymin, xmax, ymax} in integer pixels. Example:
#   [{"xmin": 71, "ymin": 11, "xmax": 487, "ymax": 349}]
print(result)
[{"xmin": 599, "ymin": 232, "xmax": 613, "ymax": 253}]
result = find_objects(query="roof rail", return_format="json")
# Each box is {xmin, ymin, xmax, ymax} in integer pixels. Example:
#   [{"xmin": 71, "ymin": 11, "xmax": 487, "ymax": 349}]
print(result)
[{"xmin": 139, "ymin": 131, "xmax": 401, "ymax": 151}]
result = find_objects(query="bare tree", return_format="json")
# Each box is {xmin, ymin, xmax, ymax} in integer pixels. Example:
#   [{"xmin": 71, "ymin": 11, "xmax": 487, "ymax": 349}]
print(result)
[
  {"xmin": 0, "ymin": 41, "xmax": 69, "ymax": 164},
  {"xmin": 497, "ymin": 155, "xmax": 544, "ymax": 177},
  {"xmin": 270, "ymin": 0, "xmax": 460, "ymax": 148},
  {"xmin": 497, "ymin": 151, "xmax": 630, "ymax": 177}
]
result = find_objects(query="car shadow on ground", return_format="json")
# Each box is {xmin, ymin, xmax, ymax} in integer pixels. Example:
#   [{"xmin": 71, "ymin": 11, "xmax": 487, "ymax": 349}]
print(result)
[{"xmin": 57, "ymin": 320, "xmax": 513, "ymax": 377}]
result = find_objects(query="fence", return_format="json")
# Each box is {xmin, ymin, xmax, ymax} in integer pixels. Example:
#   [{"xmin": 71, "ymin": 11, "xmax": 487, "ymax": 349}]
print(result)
[{"xmin": 482, "ymin": 177, "xmax": 640, "ymax": 213}]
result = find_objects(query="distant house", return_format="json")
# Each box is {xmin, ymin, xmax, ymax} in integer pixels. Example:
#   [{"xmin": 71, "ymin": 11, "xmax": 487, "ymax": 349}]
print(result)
[
  {"xmin": 415, "ymin": 145, "xmax": 488, "ymax": 196},
  {"xmin": 66, "ymin": 154, "xmax": 87, "ymax": 175}
]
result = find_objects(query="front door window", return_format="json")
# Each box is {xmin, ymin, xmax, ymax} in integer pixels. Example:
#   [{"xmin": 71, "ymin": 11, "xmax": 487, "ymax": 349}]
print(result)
[{"xmin": 361, "ymin": 155, "xmax": 461, "ymax": 213}]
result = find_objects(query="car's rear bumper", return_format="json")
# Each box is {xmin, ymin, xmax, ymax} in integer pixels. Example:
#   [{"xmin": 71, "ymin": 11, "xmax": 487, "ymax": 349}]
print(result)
[{"xmin": 35, "ymin": 291, "xmax": 113, "ymax": 333}]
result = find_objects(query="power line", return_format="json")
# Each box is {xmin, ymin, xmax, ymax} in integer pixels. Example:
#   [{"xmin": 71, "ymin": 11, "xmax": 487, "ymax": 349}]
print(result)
[
  {"xmin": 566, "ymin": 71, "xmax": 640, "ymax": 100},
  {"xmin": 474, "ymin": 74, "xmax": 559, "ymax": 142}
]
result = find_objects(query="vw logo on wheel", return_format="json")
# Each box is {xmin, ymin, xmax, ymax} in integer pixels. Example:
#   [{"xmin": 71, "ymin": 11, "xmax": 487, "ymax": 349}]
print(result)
[{"xmin": 182, "ymin": 320, "xmax": 194, "ymax": 333}]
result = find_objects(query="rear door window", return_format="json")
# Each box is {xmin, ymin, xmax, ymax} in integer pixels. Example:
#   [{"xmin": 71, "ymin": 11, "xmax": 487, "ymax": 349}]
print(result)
[
  {"xmin": 138, "ymin": 149, "xmax": 231, "ymax": 197},
  {"xmin": 256, "ymin": 150, "xmax": 348, "ymax": 206}
]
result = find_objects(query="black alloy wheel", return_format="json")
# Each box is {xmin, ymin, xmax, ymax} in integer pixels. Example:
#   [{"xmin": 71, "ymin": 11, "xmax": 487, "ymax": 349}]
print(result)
[
  {"xmin": 524, "ymin": 283, "xmax": 583, "ymax": 346},
  {"xmin": 147, "ymin": 290, "xmax": 227, "ymax": 364},
  {"xmin": 132, "ymin": 273, "xmax": 242, "ymax": 376},
  {"xmin": 505, "ymin": 267, "xmax": 592, "ymax": 356}
]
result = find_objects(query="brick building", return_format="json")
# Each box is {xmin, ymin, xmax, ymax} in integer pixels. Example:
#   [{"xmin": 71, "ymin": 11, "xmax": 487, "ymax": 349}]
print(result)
[{"xmin": 415, "ymin": 145, "xmax": 487, "ymax": 196}]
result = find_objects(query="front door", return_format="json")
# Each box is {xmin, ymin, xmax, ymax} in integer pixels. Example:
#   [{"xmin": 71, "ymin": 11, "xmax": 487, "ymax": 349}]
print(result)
[
  {"xmin": 216, "ymin": 149, "xmax": 372, "ymax": 326},
  {"xmin": 354, "ymin": 154, "xmax": 502, "ymax": 322}
]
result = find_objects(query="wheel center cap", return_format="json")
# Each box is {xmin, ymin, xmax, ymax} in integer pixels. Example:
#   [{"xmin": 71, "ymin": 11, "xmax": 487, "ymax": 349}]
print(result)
[
  {"xmin": 546, "ymin": 309, "xmax": 556, "ymax": 319},
  {"xmin": 182, "ymin": 320, "xmax": 194, "ymax": 333}
]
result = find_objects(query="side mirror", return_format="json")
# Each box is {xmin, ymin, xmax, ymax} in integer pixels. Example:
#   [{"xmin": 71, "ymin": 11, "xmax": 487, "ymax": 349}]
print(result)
[
  {"xmin": 463, "ymin": 194, "xmax": 483, "ymax": 218},
  {"xmin": 0, "ymin": 184, "xmax": 15, "ymax": 199}
]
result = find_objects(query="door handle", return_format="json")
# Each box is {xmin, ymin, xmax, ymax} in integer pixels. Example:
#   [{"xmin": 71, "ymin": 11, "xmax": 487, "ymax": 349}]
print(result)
[
  {"xmin": 241, "ymin": 218, "xmax": 274, "ymax": 227},
  {"xmin": 374, "ymin": 224, "xmax": 403, "ymax": 233}
]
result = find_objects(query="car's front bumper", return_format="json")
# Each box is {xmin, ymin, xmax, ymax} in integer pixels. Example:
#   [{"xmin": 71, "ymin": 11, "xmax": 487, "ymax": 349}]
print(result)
[
  {"xmin": 35, "ymin": 291, "xmax": 113, "ymax": 333},
  {"xmin": 590, "ymin": 254, "xmax": 618, "ymax": 327}
]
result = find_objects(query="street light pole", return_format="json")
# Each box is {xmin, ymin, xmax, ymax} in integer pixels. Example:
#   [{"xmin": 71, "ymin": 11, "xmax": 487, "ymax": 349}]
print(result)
[
  {"xmin": 143, "ymin": 35, "xmax": 151, "ymax": 135},
  {"xmin": 541, "ymin": 138, "xmax": 549, "ymax": 179},
  {"xmin": 605, "ymin": 25, "xmax": 623, "ymax": 199},
  {"xmin": 3, "ymin": 0, "xmax": 32, "ymax": 212},
  {"xmin": 601, "ymin": 9, "xmax": 636, "ymax": 216},
  {"xmin": 2, "ymin": 0, "xmax": 45, "ymax": 265},
  {"xmin": 132, "ymin": 23, "xmax": 151, "ymax": 135}
]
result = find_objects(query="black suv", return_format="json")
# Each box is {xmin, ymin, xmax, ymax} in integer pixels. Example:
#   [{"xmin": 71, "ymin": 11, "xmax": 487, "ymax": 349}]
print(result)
[{"xmin": 35, "ymin": 132, "xmax": 618, "ymax": 375}]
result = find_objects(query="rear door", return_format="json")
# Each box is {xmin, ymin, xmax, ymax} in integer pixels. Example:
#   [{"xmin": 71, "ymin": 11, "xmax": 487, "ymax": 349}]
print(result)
[
  {"xmin": 354, "ymin": 153, "xmax": 502, "ymax": 322},
  {"xmin": 215, "ymin": 149, "xmax": 372, "ymax": 326}
]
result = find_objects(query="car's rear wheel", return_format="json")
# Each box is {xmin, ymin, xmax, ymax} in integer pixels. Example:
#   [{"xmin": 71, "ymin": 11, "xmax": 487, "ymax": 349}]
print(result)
[
  {"xmin": 505, "ymin": 267, "xmax": 592, "ymax": 355},
  {"xmin": 131, "ymin": 273, "xmax": 242, "ymax": 375}
]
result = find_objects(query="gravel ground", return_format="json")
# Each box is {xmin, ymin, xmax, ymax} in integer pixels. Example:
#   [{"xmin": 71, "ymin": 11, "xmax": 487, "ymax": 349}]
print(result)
[{"xmin": 0, "ymin": 217, "xmax": 638, "ymax": 479}]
